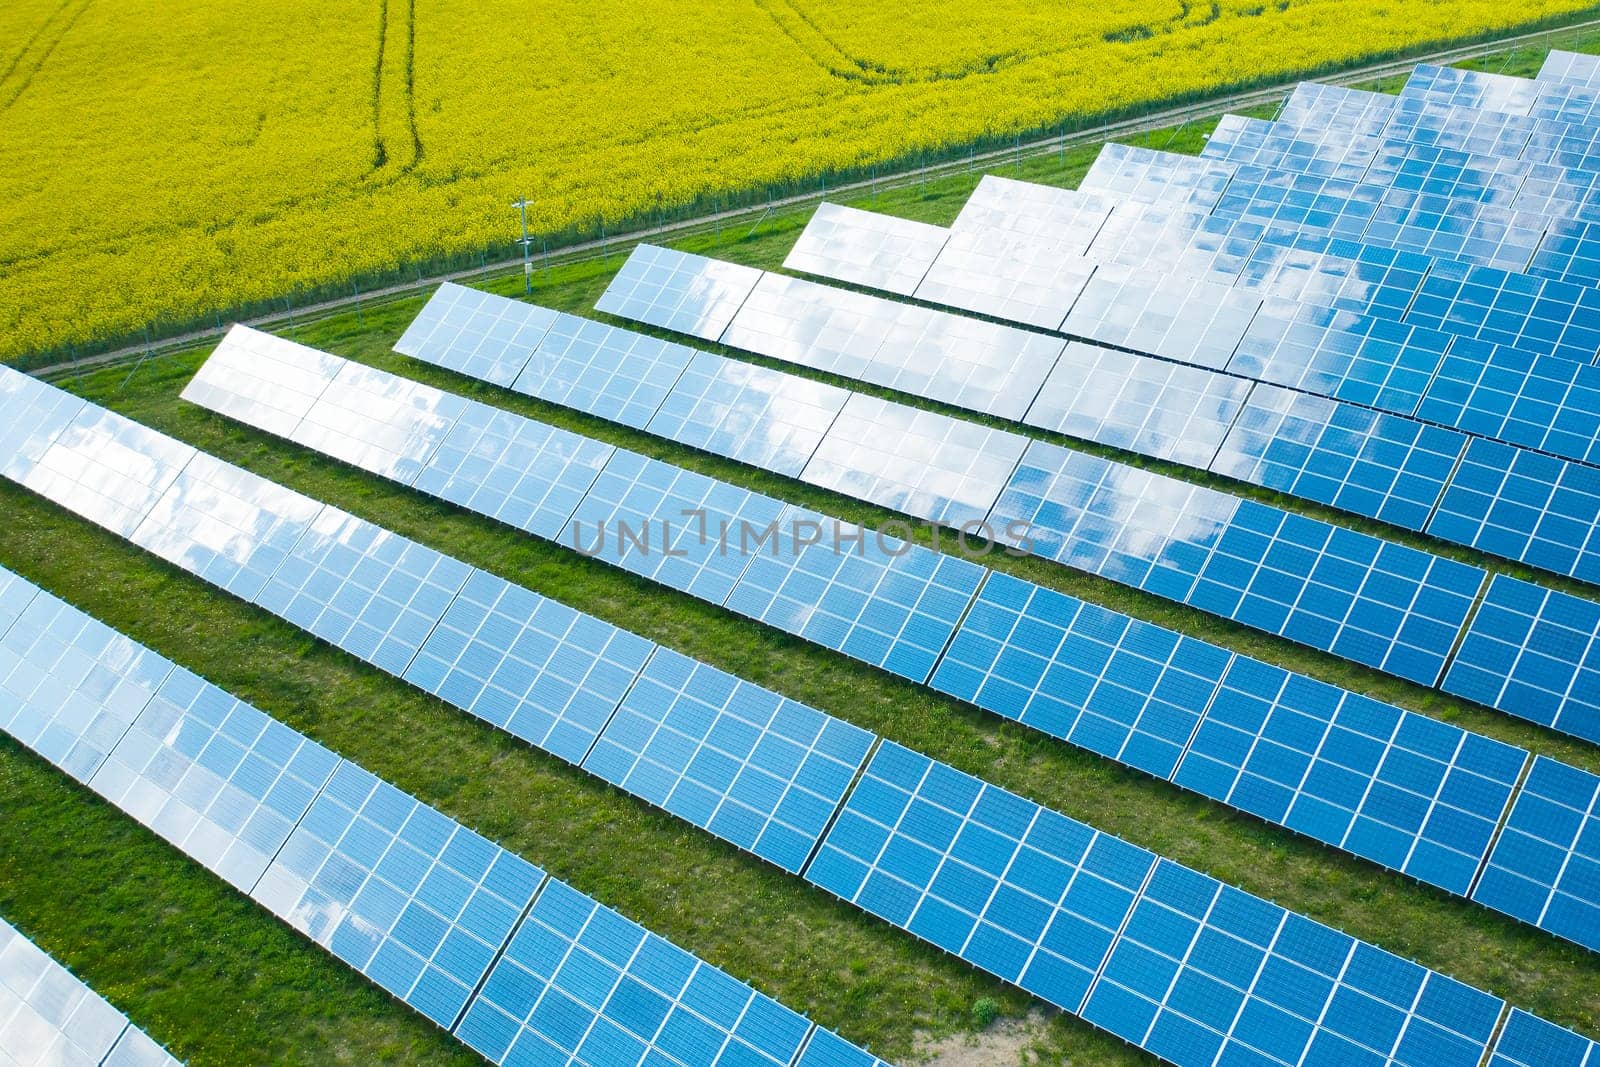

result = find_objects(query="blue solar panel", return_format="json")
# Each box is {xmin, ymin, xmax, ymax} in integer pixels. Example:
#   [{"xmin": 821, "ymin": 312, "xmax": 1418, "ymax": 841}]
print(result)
[
  {"xmin": 252, "ymin": 760, "xmax": 546, "ymax": 1029},
  {"xmin": 1440, "ymin": 575, "xmax": 1600, "ymax": 744},
  {"xmin": 1082, "ymin": 859, "xmax": 1503, "ymax": 1067},
  {"xmin": 806, "ymin": 741, "xmax": 1156, "ymax": 1014},
  {"xmin": 514, "ymin": 312, "xmax": 697, "ymax": 430},
  {"xmin": 1426, "ymin": 438, "xmax": 1600, "ymax": 586},
  {"xmin": 1362, "ymin": 142, "xmax": 1528, "ymax": 207},
  {"xmin": 989, "ymin": 441, "xmax": 1484, "ymax": 686},
  {"xmin": 1365, "ymin": 191, "xmax": 1545, "ymax": 273},
  {"xmin": 1021, "ymin": 341, "xmax": 1252, "ymax": 469},
  {"xmin": 594, "ymin": 245, "xmax": 762, "ymax": 342},
  {"xmin": 255, "ymin": 505, "xmax": 473, "ymax": 678},
  {"xmin": 928, "ymin": 572, "xmax": 1230, "ymax": 780},
  {"xmin": 1472, "ymin": 757, "xmax": 1600, "ymax": 955},
  {"xmin": 1210, "ymin": 384, "xmax": 1466, "ymax": 532},
  {"xmin": 1203, "ymin": 112, "xmax": 1380, "ymax": 183},
  {"xmin": 645, "ymin": 351, "xmax": 848, "ymax": 479},
  {"xmin": 1535, "ymin": 79, "xmax": 1600, "ymax": 127},
  {"xmin": 457, "ymin": 878, "xmax": 813, "ymax": 1067},
  {"xmin": 1213, "ymin": 167, "xmax": 1383, "ymax": 241},
  {"xmin": 792, "ymin": 1028, "xmax": 893, "ymax": 1067},
  {"xmin": 583, "ymin": 648, "xmax": 874, "ymax": 874},
  {"xmin": 402, "ymin": 569, "xmax": 654, "ymax": 765},
  {"xmin": 395, "ymin": 281, "xmax": 557, "ymax": 387},
  {"xmin": 1400, "ymin": 64, "xmax": 1541, "ymax": 114},
  {"xmin": 722, "ymin": 506, "xmax": 985, "ymax": 685},
  {"xmin": 1059, "ymin": 267, "xmax": 1261, "ymax": 370},
  {"xmin": 1487, "ymin": 1009, "xmax": 1600, "ymax": 1067},
  {"xmin": 1242, "ymin": 231, "xmax": 1429, "ymax": 319},
  {"xmin": 414, "ymin": 401, "xmax": 614, "ymax": 541},
  {"xmin": 1406, "ymin": 259, "xmax": 1600, "ymax": 364},
  {"xmin": 561, "ymin": 449, "xmax": 788, "ymax": 604},
  {"xmin": 1172, "ymin": 656, "xmax": 1526, "ymax": 895},
  {"xmin": 1530, "ymin": 215, "xmax": 1600, "ymax": 286},
  {"xmin": 1385, "ymin": 98, "xmax": 1537, "ymax": 160},
  {"xmin": 1086, "ymin": 201, "xmax": 1266, "ymax": 280}
]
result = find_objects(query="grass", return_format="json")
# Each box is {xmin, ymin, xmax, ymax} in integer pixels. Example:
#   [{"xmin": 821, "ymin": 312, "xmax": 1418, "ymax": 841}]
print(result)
[{"xmin": 11, "ymin": 41, "xmax": 1600, "ymax": 1067}]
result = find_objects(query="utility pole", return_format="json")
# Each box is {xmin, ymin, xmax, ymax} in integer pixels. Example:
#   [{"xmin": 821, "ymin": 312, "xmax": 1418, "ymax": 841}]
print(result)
[{"xmin": 512, "ymin": 197, "xmax": 533, "ymax": 294}]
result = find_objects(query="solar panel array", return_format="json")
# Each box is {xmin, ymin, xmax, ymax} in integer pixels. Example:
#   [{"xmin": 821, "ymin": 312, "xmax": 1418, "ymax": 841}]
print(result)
[
  {"xmin": 0, "ymin": 915, "xmax": 181, "ymax": 1067},
  {"xmin": 0, "ymin": 563, "xmax": 883, "ymax": 1067},
  {"xmin": 5, "ymin": 360, "xmax": 1596, "ymax": 1065}
]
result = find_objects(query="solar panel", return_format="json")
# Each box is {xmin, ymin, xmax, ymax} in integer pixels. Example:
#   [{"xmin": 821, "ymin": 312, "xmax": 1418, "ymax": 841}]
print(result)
[
  {"xmin": 1362, "ymin": 142, "xmax": 1527, "ymax": 207},
  {"xmin": 1540, "ymin": 49, "xmax": 1600, "ymax": 87},
  {"xmin": 1365, "ymin": 190, "xmax": 1546, "ymax": 273},
  {"xmin": 1211, "ymin": 383, "xmax": 1466, "ymax": 533},
  {"xmin": 1080, "ymin": 143, "xmax": 1236, "ymax": 208},
  {"xmin": 949, "ymin": 174, "xmax": 1113, "ymax": 248},
  {"xmin": 1533, "ymin": 76, "xmax": 1600, "ymax": 126},
  {"xmin": 1081, "ymin": 859, "xmax": 1503, "ymax": 1067},
  {"xmin": 928, "ymin": 572, "xmax": 1230, "ymax": 780},
  {"xmin": 1400, "ymin": 64, "xmax": 1541, "ymax": 115},
  {"xmin": 0, "ymin": 917, "xmax": 174, "ymax": 1067},
  {"xmin": 583, "ymin": 648, "xmax": 875, "ymax": 874},
  {"xmin": 456, "ymin": 878, "xmax": 813, "ymax": 1067},
  {"xmin": 1471, "ymin": 757, "xmax": 1600, "ymax": 955},
  {"xmin": 1487, "ymin": 1009, "xmax": 1600, "ymax": 1067},
  {"xmin": 101, "ymin": 1027, "xmax": 184, "ymax": 1067},
  {"xmin": 1440, "ymin": 575, "xmax": 1600, "ymax": 745},
  {"xmin": 805, "ymin": 741, "xmax": 1157, "ymax": 1014},
  {"xmin": 1243, "ymin": 231, "xmax": 1429, "ymax": 319},
  {"xmin": 783, "ymin": 202, "xmax": 948, "ymax": 296},
  {"xmin": 182, "ymin": 323, "xmax": 341, "ymax": 437},
  {"xmin": 20, "ymin": 405, "xmax": 197, "ymax": 538},
  {"xmin": 252, "ymin": 761, "xmax": 546, "ymax": 1029},
  {"xmin": 1277, "ymin": 81, "xmax": 1399, "ymax": 136},
  {"xmin": 1171, "ymin": 656, "xmax": 1526, "ymax": 894},
  {"xmin": 722, "ymin": 505, "xmax": 986, "ymax": 685},
  {"xmin": 1060, "ymin": 266, "xmax": 1261, "ymax": 370},
  {"xmin": 1529, "ymin": 215, "xmax": 1600, "ymax": 287},
  {"xmin": 0, "ymin": 366, "xmax": 86, "ymax": 485},
  {"xmin": 1087, "ymin": 201, "xmax": 1266, "ymax": 279},
  {"xmin": 255, "ymin": 505, "xmax": 472, "ymax": 677},
  {"xmin": 1384, "ymin": 97, "xmax": 1538, "ymax": 159},
  {"xmin": 989, "ymin": 441, "xmax": 1484, "ymax": 686},
  {"xmin": 129, "ymin": 452, "xmax": 326, "ymax": 603},
  {"xmin": 645, "ymin": 351, "xmax": 848, "ymax": 479},
  {"xmin": 1407, "ymin": 259, "xmax": 1600, "ymax": 364},
  {"xmin": 792, "ymin": 1028, "xmax": 893, "ymax": 1067},
  {"xmin": 289, "ymin": 359, "xmax": 468, "ymax": 483},
  {"xmin": 1203, "ymin": 113, "xmax": 1381, "ymax": 184},
  {"xmin": 1212, "ymin": 167, "xmax": 1381, "ymax": 241},
  {"xmin": 1022, "ymin": 341, "xmax": 1252, "ymax": 469},
  {"xmin": 403, "ymin": 569, "xmax": 654, "ymax": 765},
  {"xmin": 394, "ymin": 281, "xmax": 558, "ymax": 388},
  {"xmin": 799, "ymin": 393, "xmax": 1027, "ymax": 530},
  {"xmin": 514, "ymin": 313, "xmax": 696, "ymax": 429},
  {"xmin": 87, "ymin": 664, "xmax": 340, "ymax": 892},
  {"xmin": 913, "ymin": 227, "xmax": 1097, "ymax": 331},
  {"xmin": 594, "ymin": 245, "xmax": 761, "ymax": 342},
  {"xmin": 560, "ymin": 448, "xmax": 788, "ymax": 604},
  {"xmin": 0, "ymin": 588, "xmax": 171, "ymax": 784},
  {"xmin": 1425, "ymin": 437, "xmax": 1600, "ymax": 586},
  {"xmin": 721, "ymin": 270, "xmax": 1065, "ymax": 422}
]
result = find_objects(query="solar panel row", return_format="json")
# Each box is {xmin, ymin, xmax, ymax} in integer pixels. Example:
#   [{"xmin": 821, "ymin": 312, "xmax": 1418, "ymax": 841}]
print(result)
[
  {"xmin": 0, "ymin": 563, "xmax": 886, "ymax": 1067},
  {"xmin": 6, "ymin": 366, "xmax": 1596, "ymax": 1065},
  {"xmin": 200, "ymin": 323, "xmax": 1554, "ymax": 906}
]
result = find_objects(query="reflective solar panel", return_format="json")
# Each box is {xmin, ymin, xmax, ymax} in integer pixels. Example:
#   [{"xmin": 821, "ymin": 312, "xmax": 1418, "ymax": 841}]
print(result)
[
  {"xmin": 1243, "ymin": 231, "xmax": 1429, "ymax": 319},
  {"xmin": 1384, "ymin": 98, "xmax": 1538, "ymax": 159},
  {"xmin": 990, "ymin": 442, "xmax": 1484, "ymax": 686},
  {"xmin": 949, "ymin": 174, "xmax": 1113, "ymax": 249},
  {"xmin": 1203, "ymin": 112, "xmax": 1381, "ymax": 183},
  {"xmin": 583, "ymin": 648, "xmax": 875, "ymax": 874},
  {"xmin": 595, "ymin": 245, "xmax": 761, "ymax": 342},
  {"xmin": 645, "ymin": 351, "xmax": 848, "ymax": 479},
  {"xmin": 1530, "ymin": 215, "xmax": 1600, "ymax": 287},
  {"xmin": 290, "ymin": 359, "xmax": 468, "ymax": 483},
  {"xmin": 403, "ymin": 569, "xmax": 654, "ymax": 765},
  {"xmin": 1487, "ymin": 1009, "xmax": 1600, "ymax": 1067},
  {"xmin": 1022, "ymin": 341, "xmax": 1252, "ymax": 469},
  {"xmin": 0, "ymin": 366, "xmax": 86, "ymax": 485},
  {"xmin": 180, "ymin": 324, "xmax": 341, "ymax": 438},
  {"xmin": 21, "ymin": 406, "xmax": 196, "ymax": 539},
  {"xmin": 1472, "ymin": 757, "xmax": 1600, "ymax": 955},
  {"xmin": 1060, "ymin": 266, "xmax": 1261, "ymax": 370},
  {"xmin": 456, "ymin": 879, "xmax": 811, "ymax": 1067},
  {"xmin": 723, "ymin": 505, "xmax": 985, "ymax": 685},
  {"xmin": 1541, "ymin": 49, "xmax": 1600, "ymax": 87},
  {"xmin": 806, "ymin": 741, "xmax": 1157, "ymax": 1014},
  {"xmin": 1277, "ymin": 81, "xmax": 1398, "ymax": 136},
  {"xmin": 87, "ymin": 665, "xmax": 340, "ymax": 892},
  {"xmin": 252, "ymin": 761, "xmax": 546, "ymax": 1029},
  {"xmin": 799, "ymin": 393, "xmax": 1028, "ymax": 529},
  {"xmin": 1172, "ymin": 656, "xmax": 1526, "ymax": 895},
  {"xmin": 1401, "ymin": 64, "xmax": 1541, "ymax": 115},
  {"xmin": 394, "ymin": 281, "xmax": 558, "ymax": 387},
  {"xmin": 1088, "ymin": 201, "xmax": 1266, "ymax": 279},
  {"xmin": 1081, "ymin": 859, "xmax": 1503, "ymax": 1067},
  {"xmin": 0, "ymin": 568, "xmax": 40, "ymax": 640},
  {"xmin": 1365, "ymin": 191, "xmax": 1546, "ymax": 273},
  {"xmin": 1212, "ymin": 167, "xmax": 1381, "ymax": 241},
  {"xmin": 0, "ymin": 917, "xmax": 170, "ymax": 1067},
  {"xmin": 784, "ymin": 202, "xmax": 947, "ymax": 296},
  {"xmin": 1362, "ymin": 142, "xmax": 1527, "ymax": 207},
  {"xmin": 130, "ymin": 452, "xmax": 326, "ymax": 603},
  {"xmin": 1406, "ymin": 257, "xmax": 1600, "ymax": 365},
  {"xmin": 1426, "ymin": 437, "xmax": 1600, "ymax": 586},
  {"xmin": 1079, "ymin": 142, "xmax": 1236, "ymax": 208},
  {"xmin": 721, "ymin": 270, "xmax": 1064, "ymax": 422},
  {"xmin": 101, "ymin": 1027, "xmax": 184, "ymax": 1067},
  {"xmin": 928, "ymin": 572, "xmax": 1230, "ymax": 780},
  {"xmin": 514, "ymin": 313, "xmax": 696, "ymax": 429},
  {"xmin": 1211, "ymin": 384, "xmax": 1467, "ymax": 533},
  {"xmin": 1441, "ymin": 575, "xmax": 1600, "ymax": 744},
  {"xmin": 913, "ymin": 227, "xmax": 1096, "ymax": 331},
  {"xmin": 560, "ymin": 449, "xmax": 787, "ymax": 604},
  {"xmin": 0, "ymin": 589, "xmax": 171, "ymax": 783}
]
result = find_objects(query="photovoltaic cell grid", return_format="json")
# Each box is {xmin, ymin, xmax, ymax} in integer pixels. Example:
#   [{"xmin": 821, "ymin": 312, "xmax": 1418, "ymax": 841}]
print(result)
[
  {"xmin": 394, "ymin": 281, "xmax": 559, "ymax": 388},
  {"xmin": 1471, "ymin": 757, "xmax": 1600, "ymax": 955},
  {"xmin": 594, "ymin": 244, "xmax": 761, "ymax": 342},
  {"xmin": 1407, "ymin": 261, "xmax": 1600, "ymax": 366},
  {"xmin": 1442, "ymin": 575, "xmax": 1600, "ymax": 745},
  {"xmin": 949, "ymin": 174, "xmax": 1113, "ymax": 249},
  {"xmin": 1078, "ymin": 143, "xmax": 1236, "ymax": 209},
  {"xmin": 783, "ymin": 201, "xmax": 947, "ymax": 296},
  {"xmin": 1487, "ymin": 1010, "xmax": 1600, "ymax": 1067},
  {"xmin": 988, "ymin": 441, "xmax": 1484, "ymax": 686},
  {"xmin": 184, "ymin": 324, "xmax": 342, "ymax": 436},
  {"xmin": 0, "ymin": 917, "xmax": 180, "ymax": 1067},
  {"xmin": 913, "ymin": 226, "xmax": 1097, "ymax": 331},
  {"xmin": 515, "ymin": 313, "xmax": 696, "ymax": 430},
  {"xmin": 1060, "ymin": 267, "xmax": 1262, "ymax": 371}
]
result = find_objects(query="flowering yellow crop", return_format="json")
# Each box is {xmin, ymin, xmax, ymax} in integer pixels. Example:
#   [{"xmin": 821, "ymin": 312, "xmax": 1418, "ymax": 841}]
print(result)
[{"xmin": 0, "ymin": 0, "xmax": 1592, "ymax": 361}]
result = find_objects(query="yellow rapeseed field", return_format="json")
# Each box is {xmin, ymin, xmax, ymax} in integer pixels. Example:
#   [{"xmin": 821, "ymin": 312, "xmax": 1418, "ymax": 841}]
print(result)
[{"xmin": 0, "ymin": 0, "xmax": 1593, "ymax": 361}]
